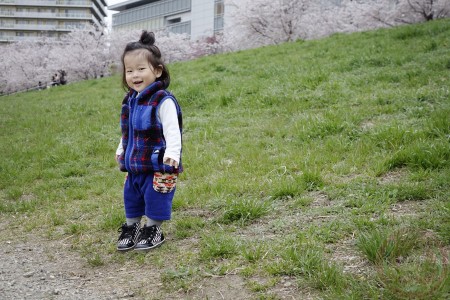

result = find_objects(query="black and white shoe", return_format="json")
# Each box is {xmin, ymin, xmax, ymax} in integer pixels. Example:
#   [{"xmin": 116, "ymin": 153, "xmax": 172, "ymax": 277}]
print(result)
[
  {"xmin": 117, "ymin": 222, "xmax": 140, "ymax": 251},
  {"xmin": 134, "ymin": 225, "xmax": 165, "ymax": 251}
]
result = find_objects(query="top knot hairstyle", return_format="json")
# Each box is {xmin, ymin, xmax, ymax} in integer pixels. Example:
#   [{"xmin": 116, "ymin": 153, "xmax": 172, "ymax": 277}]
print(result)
[
  {"xmin": 121, "ymin": 30, "xmax": 170, "ymax": 90},
  {"xmin": 139, "ymin": 30, "xmax": 155, "ymax": 45}
]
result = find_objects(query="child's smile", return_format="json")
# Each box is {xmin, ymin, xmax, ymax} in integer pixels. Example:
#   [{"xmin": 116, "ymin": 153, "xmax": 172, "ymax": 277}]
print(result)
[{"xmin": 132, "ymin": 80, "xmax": 144, "ymax": 89}]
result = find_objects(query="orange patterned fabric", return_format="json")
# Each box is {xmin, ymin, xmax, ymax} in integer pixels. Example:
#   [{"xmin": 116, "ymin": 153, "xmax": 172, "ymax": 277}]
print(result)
[{"xmin": 153, "ymin": 172, "xmax": 177, "ymax": 193}]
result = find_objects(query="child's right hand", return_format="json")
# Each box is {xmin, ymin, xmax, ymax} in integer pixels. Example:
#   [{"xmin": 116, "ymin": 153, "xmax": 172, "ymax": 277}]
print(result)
[{"xmin": 163, "ymin": 156, "xmax": 179, "ymax": 168}]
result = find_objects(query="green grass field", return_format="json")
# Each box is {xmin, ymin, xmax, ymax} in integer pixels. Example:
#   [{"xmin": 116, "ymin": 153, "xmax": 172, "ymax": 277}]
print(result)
[{"xmin": 1, "ymin": 19, "xmax": 449, "ymax": 299}]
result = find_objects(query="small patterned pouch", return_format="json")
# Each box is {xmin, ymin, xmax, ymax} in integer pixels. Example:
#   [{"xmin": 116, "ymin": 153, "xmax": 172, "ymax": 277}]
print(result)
[{"xmin": 153, "ymin": 172, "xmax": 178, "ymax": 193}]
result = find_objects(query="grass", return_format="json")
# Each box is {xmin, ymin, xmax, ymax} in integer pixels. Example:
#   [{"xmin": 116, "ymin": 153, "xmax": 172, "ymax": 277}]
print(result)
[
  {"xmin": 357, "ymin": 227, "xmax": 420, "ymax": 265},
  {"xmin": 1, "ymin": 19, "xmax": 449, "ymax": 299}
]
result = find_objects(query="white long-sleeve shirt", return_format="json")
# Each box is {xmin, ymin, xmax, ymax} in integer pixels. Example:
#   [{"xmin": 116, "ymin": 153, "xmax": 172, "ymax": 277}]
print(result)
[{"xmin": 116, "ymin": 98, "xmax": 181, "ymax": 164}]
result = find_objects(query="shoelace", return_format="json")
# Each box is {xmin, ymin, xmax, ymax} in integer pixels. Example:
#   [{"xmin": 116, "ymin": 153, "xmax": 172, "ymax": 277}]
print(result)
[
  {"xmin": 139, "ymin": 226, "xmax": 157, "ymax": 240},
  {"xmin": 118, "ymin": 224, "xmax": 136, "ymax": 240}
]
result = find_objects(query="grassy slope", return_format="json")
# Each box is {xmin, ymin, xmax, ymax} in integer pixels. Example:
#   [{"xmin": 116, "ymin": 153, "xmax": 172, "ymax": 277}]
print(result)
[{"xmin": 1, "ymin": 19, "xmax": 449, "ymax": 299}]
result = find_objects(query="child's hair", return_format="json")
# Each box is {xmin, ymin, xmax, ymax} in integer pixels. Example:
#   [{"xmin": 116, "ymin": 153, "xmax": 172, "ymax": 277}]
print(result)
[{"xmin": 121, "ymin": 30, "xmax": 170, "ymax": 90}]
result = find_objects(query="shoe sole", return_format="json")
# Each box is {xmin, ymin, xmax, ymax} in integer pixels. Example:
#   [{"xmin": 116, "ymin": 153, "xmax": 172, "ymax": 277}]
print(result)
[
  {"xmin": 117, "ymin": 246, "xmax": 135, "ymax": 252},
  {"xmin": 134, "ymin": 239, "xmax": 165, "ymax": 251},
  {"xmin": 117, "ymin": 239, "xmax": 139, "ymax": 252}
]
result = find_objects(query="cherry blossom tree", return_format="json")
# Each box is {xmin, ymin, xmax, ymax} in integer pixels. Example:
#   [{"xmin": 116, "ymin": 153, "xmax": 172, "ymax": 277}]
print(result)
[
  {"xmin": 223, "ymin": 0, "xmax": 449, "ymax": 51},
  {"xmin": 225, "ymin": 0, "xmax": 314, "ymax": 49},
  {"xmin": 57, "ymin": 24, "xmax": 110, "ymax": 81},
  {"xmin": 190, "ymin": 34, "xmax": 228, "ymax": 58},
  {"xmin": 0, "ymin": 40, "xmax": 52, "ymax": 94},
  {"xmin": 0, "ymin": 24, "xmax": 110, "ymax": 95},
  {"xmin": 340, "ymin": 0, "xmax": 450, "ymax": 29},
  {"xmin": 107, "ymin": 28, "xmax": 142, "ymax": 69},
  {"xmin": 152, "ymin": 30, "xmax": 193, "ymax": 63},
  {"xmin": 402, "ymin": 0, "xmax": 450, "ymax": 22},
  {"xmin": 224, "ymin": 0, "xmax": 359, "ymax": 49},
  {"xmin": 108, "ymin": 29, "xmax": 194, "ymax": 76}
]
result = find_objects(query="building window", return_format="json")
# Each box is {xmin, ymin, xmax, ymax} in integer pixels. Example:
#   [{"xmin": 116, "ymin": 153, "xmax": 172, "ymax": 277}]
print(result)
[
  {"xmin": 167, "ymin": 17, "xmax": 181, "ymax": 25},
  {"xmin": 215, "ymin": 0, "xmax": 224, "ymax": 16},
  {"xmin": 214, "ymin": 0, "xmax": 224, "ymax": 32}
]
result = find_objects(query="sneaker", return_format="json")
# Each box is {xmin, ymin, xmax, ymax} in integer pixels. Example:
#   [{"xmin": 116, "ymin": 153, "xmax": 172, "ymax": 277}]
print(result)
[
  {"xmin": 117, "ymin": 222, "xmax": 140, "ymax": 251},
  {"xmin": 134, "ymin": 225, "xmax": 165, "ymax": 251}
]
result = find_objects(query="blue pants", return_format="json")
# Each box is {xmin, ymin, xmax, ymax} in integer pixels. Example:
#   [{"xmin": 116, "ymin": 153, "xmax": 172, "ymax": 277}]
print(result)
[{"xmin": 123, "ymin": 172, "xmax": 175, "ymax": 221}]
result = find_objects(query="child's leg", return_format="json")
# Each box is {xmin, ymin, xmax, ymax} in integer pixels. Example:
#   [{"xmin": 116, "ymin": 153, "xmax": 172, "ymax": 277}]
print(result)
[
  {"xmin": 134, "ymin": 172, "xmax": 176, "ymax": 251},
  {"xmin": 146, "ymin": 218, "xmax": 163, "ymax": 227},
  {"xmin": 143, "ymin": 172, "xmax": 177, "ymax": 221},
  {"xmin": 123, "ymin": 173, "xmax": 146, "ymax": 220},
  {"xmin": 127, "ymin": 217, "xmax": 142, "ymax": 226},
  {"xmin": 117, "ymin": 173, "xmax": 145, "ymax": 251},
  {"xmin": 125, "ymin": 172, "xmax": 143, "ymax": 225}
]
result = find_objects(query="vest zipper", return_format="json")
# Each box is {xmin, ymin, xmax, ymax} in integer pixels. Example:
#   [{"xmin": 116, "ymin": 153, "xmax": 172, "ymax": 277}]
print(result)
[{"xmin": 124, "ymin": 97, "xmax": 136, "ymax": 172}]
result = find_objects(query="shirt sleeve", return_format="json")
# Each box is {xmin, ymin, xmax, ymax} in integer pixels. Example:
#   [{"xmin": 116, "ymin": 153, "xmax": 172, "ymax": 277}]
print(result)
[
  {"xmin": 158, "ymin": 98, "xmax": 182, "ymax": 163},
  {"xmin": 116, "ymin": 138, "xmax": 123, "ymax": 156}
]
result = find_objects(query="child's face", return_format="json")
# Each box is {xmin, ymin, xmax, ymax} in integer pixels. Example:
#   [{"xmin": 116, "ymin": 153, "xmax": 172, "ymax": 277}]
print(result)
[{"xmin": 124, "ymin": 50, "xmax": 162, "ymax": 92}]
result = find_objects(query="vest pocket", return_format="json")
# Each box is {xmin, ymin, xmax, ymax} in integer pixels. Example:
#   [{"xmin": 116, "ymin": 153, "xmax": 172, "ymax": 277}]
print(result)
[
  {"xmin": 133, "ymin": 105, "xmax": 152, "ymax": 130},
  {"xmin": 151, "ymin": 148, "xmax": 163, "ymax": 171},
  {"xmin": 153, "ymin": 172, "xmax": 177, "ymax": 193}
]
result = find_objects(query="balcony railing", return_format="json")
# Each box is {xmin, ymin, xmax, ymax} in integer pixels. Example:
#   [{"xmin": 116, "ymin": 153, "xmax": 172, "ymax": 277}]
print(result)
[
  {"xmin": 0, "ymin": 0, "xmax": 107, "ymax": 16},
  {"xmin": 0, "ymin": 23, "xmax": 82, "ymax": 31},
  {"xmin": 113, "ymin": 0, "xmax": 191, "ymax": 27},
  {"xmin": 0, "ymin": 11, "xmax": 92, "ymax": 19},
  {"xmin": 0, "ymin": 0, "xmax": 91, "ymax": 5},
  {"xmin": 0, "ymin": 35, "xmax": 38, "ymax": 42},
  {"xmin": 166, "ymin": 21, "xmax": 190, "ymax": 35}
]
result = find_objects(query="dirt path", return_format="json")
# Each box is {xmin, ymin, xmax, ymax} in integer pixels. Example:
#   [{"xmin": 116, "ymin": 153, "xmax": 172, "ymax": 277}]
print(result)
[
  {"xmin": 1, "ymin": 237, "xmax": 144, "ymax": 299},
  {"xmin": 0, "ymin": 234, "xmax": 256, "ymax": 300}
]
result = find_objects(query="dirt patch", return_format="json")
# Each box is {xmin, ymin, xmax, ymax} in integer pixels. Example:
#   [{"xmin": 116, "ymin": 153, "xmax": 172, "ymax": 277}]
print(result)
[
  {"xmin": 185, "ymin": 275, "xmax": 251, "ymax": 299},
  {"xmin": 0, "ymin": 237, "xmax": 142, "ymax": 300},
  {"xmin": 309, "ymin": 191, "xmax": 332, "ymax": 207},
  {"xmin": 359, "ymin": 120, "xmax": 375, "ymax": 131},
  {"xmin": 378, "ymin": 169, "xmax": 408, "ymax": 184},
  {"xmin": 269, "ymin": 276, "xmax": 319, "ymax": 300},
  {"xmin": 389, "ymin": 201, "xmax": 420, "ymax": 217},
  {"xmin": 0, "ymin": 232, "xmax": 251, "ymax": 300},
  {"xmin": 327, "ymin": 237, "xmax": 372, "ymax": 279}
]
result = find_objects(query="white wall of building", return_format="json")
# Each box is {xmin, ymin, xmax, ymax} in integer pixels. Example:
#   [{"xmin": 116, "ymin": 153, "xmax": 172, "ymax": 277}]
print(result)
[{"xmin": 191, "ymin": 0, "xmax": 215, "ymax": 39}]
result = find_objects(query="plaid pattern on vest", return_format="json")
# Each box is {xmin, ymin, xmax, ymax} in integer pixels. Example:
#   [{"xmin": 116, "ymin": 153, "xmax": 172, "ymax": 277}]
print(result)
[{"xmin": 118, "ymin": 81, "xmax": 183, "ymax": 174}]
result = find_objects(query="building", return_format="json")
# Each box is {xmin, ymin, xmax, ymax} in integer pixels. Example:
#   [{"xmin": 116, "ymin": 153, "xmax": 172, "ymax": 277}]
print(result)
[
  {"xmin": 109, "ymin": 0, "xmax": 224, "ymax": 40},
  {"xmin": 0, "ymin": 0, "xmax": 108, "ymax": 43}
]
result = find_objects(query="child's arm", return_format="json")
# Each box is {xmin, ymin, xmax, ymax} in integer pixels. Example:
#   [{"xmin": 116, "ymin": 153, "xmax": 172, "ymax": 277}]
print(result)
[{"xmin": 159, "ymin": 99, "xmax": 181, "ymax": 168}]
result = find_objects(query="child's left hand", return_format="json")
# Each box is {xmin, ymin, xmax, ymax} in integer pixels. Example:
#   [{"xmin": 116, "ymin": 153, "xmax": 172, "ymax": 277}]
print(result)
[{"xmin": 163, "ymin": 157, "xmax": 179, "ymax": 168}]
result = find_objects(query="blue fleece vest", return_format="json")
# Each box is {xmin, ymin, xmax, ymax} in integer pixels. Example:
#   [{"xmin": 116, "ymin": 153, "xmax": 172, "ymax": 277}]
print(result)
[{"xmin": 118, "ymin": 81, "xmax": 183, "ymax": 174}]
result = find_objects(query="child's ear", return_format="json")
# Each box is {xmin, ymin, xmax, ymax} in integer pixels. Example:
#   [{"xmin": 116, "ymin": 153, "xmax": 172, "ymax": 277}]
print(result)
[{"xmin": 155, "ymin": 65, "xmax": 163, "ymax": 78}]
